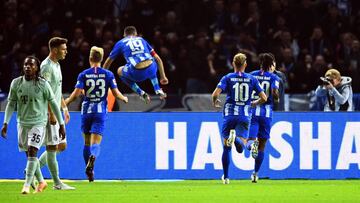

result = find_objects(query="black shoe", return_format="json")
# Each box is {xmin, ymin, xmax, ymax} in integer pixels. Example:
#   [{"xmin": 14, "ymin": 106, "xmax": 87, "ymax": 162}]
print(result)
[
  {"xmin": 235, "ymin": 142, "xmax": 243, "ymax": 153},
  {"xmin": 85, "ymin": 156, "xmax": 95, "ymax": 182}
]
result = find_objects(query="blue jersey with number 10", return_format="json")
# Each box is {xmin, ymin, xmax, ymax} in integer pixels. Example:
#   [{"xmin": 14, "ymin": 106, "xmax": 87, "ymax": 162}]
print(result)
[
  {"xmin": 75, "ymin": 67, "xmax": 118, "ymax": 114},
  {"xmin": 109, "ymin": 36, "xmax": 153, "ymax": 67},
  {"xmin": 217, "ymin": 72, "xmax": 263, "ymax": 118}
]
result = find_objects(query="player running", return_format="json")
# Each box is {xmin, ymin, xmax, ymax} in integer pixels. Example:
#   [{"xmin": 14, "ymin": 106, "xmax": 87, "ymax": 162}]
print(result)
[
  {"xmin": 248, "ymin": 53, "xmax": 280, "ymax": 183},
  {"xmin": 212, "ymin": 53, "xmax": 267, "ymax": 184},
  {"xmin": 65, "ymin": 46, "xmax": 128, "ymax": 182}
]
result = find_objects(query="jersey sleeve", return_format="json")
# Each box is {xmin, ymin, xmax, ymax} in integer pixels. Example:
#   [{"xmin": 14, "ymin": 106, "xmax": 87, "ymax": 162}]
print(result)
[
  {"xmin": 7, "ymin": 80, "xmax": 18, "ymax": 102},
  {"xmin": 143, "ymin": 38, "xmax": 153, "ymax": 52},
  {"xmin": 108, "ymin": 72, "xmax": 118, "ymax": 89},
  {"xmin": 253, "ymin": 77, "xmax": 264, "ymax": 94},
  {"xmin": 271, "ymin": 75, "xmax": 280, "ymax": 90},
  {"xmin": 40, "ymin": 63, "xmax": 52, "ymax": 83},
  {"xmin": 75, "ymin": 72, "xmax": 85, "ymax": 89},
  {"xmin": 43, "ymin": 81, "xmax": 56, "ymax": 102},
  {"xmin": 217, "ymin": 75, "xmax": 228, "ymax": 91},
  {"xmin": 109, "ymin": 41, "xmax": 123, "ymax": 60}
]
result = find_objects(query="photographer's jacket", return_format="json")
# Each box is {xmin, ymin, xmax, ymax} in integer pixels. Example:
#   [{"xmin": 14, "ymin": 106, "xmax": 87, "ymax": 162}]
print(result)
[{"xmin": 315, "ymin": 76, "xmax": 353, "ymax": 111}]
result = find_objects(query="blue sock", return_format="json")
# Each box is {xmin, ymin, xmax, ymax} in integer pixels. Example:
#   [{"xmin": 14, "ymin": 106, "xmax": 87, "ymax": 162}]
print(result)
[
  {"xmin": 120, "ymin": 76, "xmax": 144, "ymax": 95},
  {"xmin": 234, "ymin": 137, "xmax": 245, "ymax": 153},
  {"xmin": 83, "ymin": 145, "xmax": 91, "ymax": 165},
  {"xmin": 254, "ymin": 151, "xmax": 264, "ymax": 172},
  {"xmin": 90, "ymin": 144, "xmax": 101, "ymax": 158},
  {"xmin": 246, "ymin": 140, "xmax": 254, "ymax": 151},
  {"xmin": 150, "ymin": 77, "xmax": 161, "ymax": 92},
  {"xmin": 222, "ymin": 146, "xmax": 231, "ymax": 179}
]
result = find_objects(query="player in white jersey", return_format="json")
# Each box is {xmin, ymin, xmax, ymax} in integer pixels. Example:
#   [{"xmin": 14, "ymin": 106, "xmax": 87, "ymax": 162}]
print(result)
[
  {"xmin": 38, "ymin": 37, "xmax": 74, "ymax": 190},
  {"xmin": 1, "ymin": 56, "xmax": 66, "ymax": 194}
]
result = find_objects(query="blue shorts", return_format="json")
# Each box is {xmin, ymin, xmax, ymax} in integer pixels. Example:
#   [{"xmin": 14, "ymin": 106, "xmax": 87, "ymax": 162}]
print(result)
[
  {"xmin": 81, "ymin": 113, "xmax": 107, "ymax": 136},
  {"xmin": 122, "ymin": 60, "xmax": 158, "ymax": 82},
  {"xmin": 221, "ymin": 115, "xmax": 250, "ymax": 139},
  {"xmin": 249, "ymin": 116, "xmax": 272, "ymax": 139}
]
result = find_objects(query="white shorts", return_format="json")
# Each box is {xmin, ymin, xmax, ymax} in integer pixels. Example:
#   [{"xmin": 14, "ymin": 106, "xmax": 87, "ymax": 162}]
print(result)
[
  {"xmin": 17, "ymin": 124, "xmax": 46, "ymax": 152},
  {"xmin": 43, "ymin": 121, "xmax": 67, "ymax": 146}
]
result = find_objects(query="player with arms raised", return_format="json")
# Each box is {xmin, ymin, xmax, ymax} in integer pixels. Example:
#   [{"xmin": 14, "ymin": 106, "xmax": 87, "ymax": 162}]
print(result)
[
  {"xmin": 66, "ymin": 46, "xmax": 128, "ymax": 182},
  {"xmin": 212, "ymin": 53, "xmax": 267, "ymax": 184},
  {"xmin": 103, "ymin": 26, "xmax": 168, "ymax": 103}
]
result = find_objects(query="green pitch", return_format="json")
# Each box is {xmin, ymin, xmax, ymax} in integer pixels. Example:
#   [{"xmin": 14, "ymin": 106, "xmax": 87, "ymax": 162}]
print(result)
[{"xmin": 1, "ymin": 179, "xmax": 359, "ymax": 203}]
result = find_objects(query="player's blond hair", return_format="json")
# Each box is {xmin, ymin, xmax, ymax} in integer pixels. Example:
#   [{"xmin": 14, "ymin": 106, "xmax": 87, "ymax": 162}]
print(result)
[
  {"xmin": 325, "ymin": 68, "xmax": 341, "ymax": 80},
  {"xmin": 89, "ymin": 46, "xmax": 104, "ymax": 63},
  {"xmin": 233, "ymin": 53, "xmax": 247, "ymax": 68}
]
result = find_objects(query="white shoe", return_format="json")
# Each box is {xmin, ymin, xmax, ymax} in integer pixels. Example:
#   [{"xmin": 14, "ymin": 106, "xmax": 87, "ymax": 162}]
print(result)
[
  {"xmin": 251, "ymin": 140, "xmax": 259, "ymax": 159},
  {"xmin": 156, "ymin": 89, "xmax": 167, "ymax": 100},
  {"xmin": 226, "ymin": 129, "xmax": 236, "ymax": 147},
  {"xmin": 21, "ymin": 185, "xmax": 30, "ymax": 194},
  {"xmin": 53, "ymin": 182, "xmax": 75, "ymax": 190},
  {"xmin": 221, "ymin": 175, "xmax": 230, "ymax": 184},
  {"xmin": 251, "ymin": 172, "xmax": 259, "ymax": 183}
]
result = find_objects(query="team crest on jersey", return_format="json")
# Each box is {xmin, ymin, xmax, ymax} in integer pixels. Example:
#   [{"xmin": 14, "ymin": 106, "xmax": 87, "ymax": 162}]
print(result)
[{"xmin": 35, "ymin": 87, "xmax": 40, "ymax": 93}]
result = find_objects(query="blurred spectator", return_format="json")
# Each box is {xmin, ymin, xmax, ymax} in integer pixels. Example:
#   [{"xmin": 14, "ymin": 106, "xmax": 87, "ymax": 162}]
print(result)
[{"xmin": 0, "ymin": 0, "xmax": 359, "ymax": 95}]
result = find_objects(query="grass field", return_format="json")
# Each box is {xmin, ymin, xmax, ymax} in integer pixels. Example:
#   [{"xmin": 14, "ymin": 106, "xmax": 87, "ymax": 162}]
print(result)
[{"xmin": 1, "ymin": 179, "xmax": 359, "ymax": 203}]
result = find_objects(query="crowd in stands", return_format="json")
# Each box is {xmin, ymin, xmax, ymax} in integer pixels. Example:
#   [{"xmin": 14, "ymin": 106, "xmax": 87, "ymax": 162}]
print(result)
[{"xmin": 1, "ymin": 0, "xmax": 359, "ymax": 95}]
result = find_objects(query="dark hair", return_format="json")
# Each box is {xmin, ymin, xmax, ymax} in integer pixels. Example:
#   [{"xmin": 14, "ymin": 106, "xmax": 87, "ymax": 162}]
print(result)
[
  {"xmin": 22, "ymin": 55, "xmax": 42, "ymax": 82},
  {"xmin": 48, "ymin": 37, "xmax": 68, "ymax": 50},
  {"xmin": 259, "ymin": 53, "xmax": 275, "ymax": 71},
  {"xmin": 124, "ymin": 26, "xmax": 137, "ymax": 36}
]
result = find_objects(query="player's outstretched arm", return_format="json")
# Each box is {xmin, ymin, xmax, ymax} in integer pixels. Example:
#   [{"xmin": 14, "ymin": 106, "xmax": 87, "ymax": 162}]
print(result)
[
  {"xmin": 111, "ymin": 88, "xmax": 128, "ymax": 103},
  {"xmin": 153, "ymin": 54, "xmax": 168, "ymax": 85},
  {"xmin": 103, "ymin": 57, "xmax": 113, "ymax": 70},
  {"xmin": 212, "ymin": 88, "xmax": 222, "ymax": 108},
  {"xmin": 65, "ymin": 88, "xmax": 83, "ymax": 105},
  {"xmin": 272, "ymin": 88, "xmax": 280, "ymax": 103}
]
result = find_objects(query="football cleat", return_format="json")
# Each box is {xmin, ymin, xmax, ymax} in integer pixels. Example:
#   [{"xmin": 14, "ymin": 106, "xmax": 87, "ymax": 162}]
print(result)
[
  {"xmin": 86, "ymin": 155, "xmax": 96, "ymax": 182},
  {"xmin": 225, "ymin": 130, "xmax": 236, "ymax": 147},
  {"xmin": 24, "ymin": 169, "xmax": 37, "ymax": 190},
  {"xmin": 34, "ymin": 181, "xmax": 47, "ymax": 193},
  {"xmin": 221, "ymin": 175, "xmax": 230, "ymax": 184},
  {"xmin": 251, "ymin": 172, "xmax": 259, "ymax": 183},
  {"xmin": 21, "ymin": 185, "xmax": 30, "ymax": 194},
  {"xmin": 156, "ymin": 89, "xmax": 167, "ymax": 100},
  {"xmin": 140, "ymin": 92, "xmax": 151, "ymax": 104},
  {"xmin": 53, "ymin": 182, "xmax": 75, "ymax": 190},
  {"xmin": 251, "ymin": 139, "xmax": 259, "ymax": 159}
]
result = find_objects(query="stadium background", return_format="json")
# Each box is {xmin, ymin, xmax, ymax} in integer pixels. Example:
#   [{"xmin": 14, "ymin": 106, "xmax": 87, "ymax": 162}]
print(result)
[{"xmin": 0, "ymin": 0, "xmax": 359, "ymax": 181}]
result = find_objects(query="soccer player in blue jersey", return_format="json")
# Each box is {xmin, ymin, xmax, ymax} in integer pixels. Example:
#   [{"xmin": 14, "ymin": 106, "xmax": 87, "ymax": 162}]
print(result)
[
  {"xmin": 248, "ymin": 53, "xmax": 280, "ymax": 183},
  {"xmin": 65, "ymin": 46, "xmax": 128, "ymax": 182},
  {"xmin": 103, "ymin": 26, "xmax": 168, "ymax": 104},
  {"xmin": 212, "ymin": 53, "xmax": 267, "ymax": 184}
]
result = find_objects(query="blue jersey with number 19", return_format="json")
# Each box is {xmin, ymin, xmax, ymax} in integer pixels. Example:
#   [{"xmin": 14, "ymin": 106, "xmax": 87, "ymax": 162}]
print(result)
[
  {"xmin": 217, "ymin": 72, "xmax": 263, "ymax": 118},
  {"xmin": 75, "ymin": 67, "xmax": 118, "ymax": 114},
  {"xmin": 109, "ymin": 36, "xmax": 153, "ymax": 67},
  {"xmin": 250, "ymin": 70, "xmax": 280, "ymax": 118}
]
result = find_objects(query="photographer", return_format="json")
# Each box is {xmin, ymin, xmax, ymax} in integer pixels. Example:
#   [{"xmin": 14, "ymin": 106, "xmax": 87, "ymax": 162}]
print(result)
[{"xmin": 315, "ymin": 69, "xmax": 353, "ymax": 111}]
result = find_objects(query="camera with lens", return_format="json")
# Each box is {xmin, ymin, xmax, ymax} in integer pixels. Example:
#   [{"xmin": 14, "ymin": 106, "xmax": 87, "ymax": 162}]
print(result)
[{"xmin": 320, "ymin": 77, "xmax": 333, "ymax": 85}]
